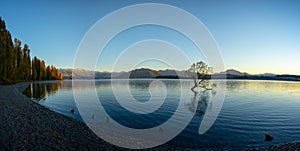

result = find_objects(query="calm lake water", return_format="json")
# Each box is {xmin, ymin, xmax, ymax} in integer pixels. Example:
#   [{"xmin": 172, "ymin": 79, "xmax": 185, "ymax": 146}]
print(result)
[{"xmin": 23, "ymin": 79, "xmax": 300, "ymax": 149}]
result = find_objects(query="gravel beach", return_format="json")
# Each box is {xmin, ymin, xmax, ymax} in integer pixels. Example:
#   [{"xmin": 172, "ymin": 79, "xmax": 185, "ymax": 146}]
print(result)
[
  {"xmin": 0, "ymin": 82, "xmax": 299, "ymax": 150},
  {"xmin": 246, "ymin": 142, "xmax": 300, "ymax": 151},
  {"xmin": 0, "ymin": 83, "xmax": 118, "ymax": 150}
]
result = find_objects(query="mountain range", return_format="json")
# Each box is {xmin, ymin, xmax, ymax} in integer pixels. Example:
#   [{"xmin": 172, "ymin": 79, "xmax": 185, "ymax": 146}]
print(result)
[
  {"xmin": 59, "ymin": 68, "xmax": 189, "ymax": 79},
  {"xmin": 59, "ymin": 68, "xmax": 300, "ymax": 81}
]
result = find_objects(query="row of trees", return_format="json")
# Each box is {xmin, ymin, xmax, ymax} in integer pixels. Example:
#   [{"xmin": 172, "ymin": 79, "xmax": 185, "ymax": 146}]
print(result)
[{"xmin": 0, "ymin": 17, "xmax": 62, "ymax": 83}]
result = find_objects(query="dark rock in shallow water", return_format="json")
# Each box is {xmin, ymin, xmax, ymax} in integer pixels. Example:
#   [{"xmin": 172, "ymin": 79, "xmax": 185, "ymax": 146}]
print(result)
[
  {"xmin": 70, "ymin": 109, "xmax": 75, "ymax": 114},
  {"xmin": 265, "ymin": 134, "xmax": 273, "ymax": 141}
]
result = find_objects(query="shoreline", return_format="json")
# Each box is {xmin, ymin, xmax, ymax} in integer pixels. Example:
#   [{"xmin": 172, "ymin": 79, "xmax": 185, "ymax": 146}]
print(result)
[
  {"xmin": 0, "ymin": 82, "xmax": 299, "ymax": 150},
  {"xmin": 0, "ymin": 82, "xmax": 118, "ymax": 150}
]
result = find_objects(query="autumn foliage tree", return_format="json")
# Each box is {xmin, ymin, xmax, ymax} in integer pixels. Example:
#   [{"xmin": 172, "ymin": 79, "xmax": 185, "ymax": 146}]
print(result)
[{"xmin": 0, "ymin": 17, "xmax": 62, "ymax": 83}]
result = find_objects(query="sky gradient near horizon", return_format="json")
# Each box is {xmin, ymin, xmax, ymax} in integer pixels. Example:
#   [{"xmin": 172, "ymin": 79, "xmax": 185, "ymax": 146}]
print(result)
[{"xmin": 1, "ymin": 0, "xmax": 300, "ymax": 74}]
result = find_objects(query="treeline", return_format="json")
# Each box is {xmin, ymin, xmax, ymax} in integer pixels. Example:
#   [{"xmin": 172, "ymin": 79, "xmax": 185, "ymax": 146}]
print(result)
[{"xmin": 0, "ymin": 17, "xmax": 62, "ymax": 83}]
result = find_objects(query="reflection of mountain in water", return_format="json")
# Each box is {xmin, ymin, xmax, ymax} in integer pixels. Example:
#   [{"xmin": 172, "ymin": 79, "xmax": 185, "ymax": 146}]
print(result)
[{"xmin": 23, "ymin": 81, "xmax": 62, "ymax": 101}]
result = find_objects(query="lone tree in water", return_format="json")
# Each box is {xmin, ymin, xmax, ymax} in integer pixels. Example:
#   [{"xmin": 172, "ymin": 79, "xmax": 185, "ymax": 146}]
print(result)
[{"xmin": 187, "ymin": 61, "xmax": 213, "ymax": 92}]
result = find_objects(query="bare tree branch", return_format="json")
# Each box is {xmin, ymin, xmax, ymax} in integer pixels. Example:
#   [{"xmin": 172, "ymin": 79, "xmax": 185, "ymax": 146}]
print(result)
[{"xmin": 187, "ymin": 61, "xmax": 213, "ymax": 92}]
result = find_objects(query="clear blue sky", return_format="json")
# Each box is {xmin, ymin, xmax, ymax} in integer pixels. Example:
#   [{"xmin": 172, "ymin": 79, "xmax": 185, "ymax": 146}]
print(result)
[{"xmin": 1, "ymin": 0, "xmax": 299, "ymax": 74}]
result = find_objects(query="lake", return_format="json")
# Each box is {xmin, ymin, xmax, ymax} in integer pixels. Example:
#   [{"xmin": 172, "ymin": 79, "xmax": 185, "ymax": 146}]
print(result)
[{"xmin": 23, "ymin": 79, "xmax": 300, "ymax": 149}]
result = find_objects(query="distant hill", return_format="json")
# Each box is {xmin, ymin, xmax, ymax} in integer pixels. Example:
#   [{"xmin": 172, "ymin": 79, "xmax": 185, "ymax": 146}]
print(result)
[
  {"xmin": 275, "ymin": 74, "xmax": 300, "ymax": 81},
  {"xmin": 130, "ymin": 68, "xmax": 162, "ymax": 78},
  {"xmin": 59, "ymin": 68, "xmax": 111, "ymax": 79},
  {"xmin": 59, "ymin": 68, "xmax": 189, "ymax": 79},
  {"xmin": 255, "ymin": 73, "xmax": 277, "ymax": 77},
  {"xmin": 59, "ymin": 68, "xmax": 95, "ymax": 79},
  {"xmin": 118, "ymin": 68, "xmax": 162, "ymax": 78},
  {"xmin": 213, "ymin": 69, "xmax": 249, "ymax": 79},
  {"xmin": 59, "ymin": 68, "xmax": 300, "ymax": 82},
  {"xmin": 158, "ymin": 69, "xmax": 189, "ymax": 78},
  {"xmin": 220, "ymin": 69, "xmax": 250, "ymax": 76}
]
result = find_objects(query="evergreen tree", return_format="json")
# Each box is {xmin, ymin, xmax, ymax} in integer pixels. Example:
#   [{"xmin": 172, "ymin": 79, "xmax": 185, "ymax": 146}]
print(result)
[
  {"xmin": 14, "ymin": 38, "xmax": 22, "ymax": 80},
  {"xmin": 0, "ymin": 17, "xmax": 14, "ymax": 80},
  {"xmin": 32, "ymin": 57, "xmax": 37, "ymax": 81},
  {"xmin": 0, "ymin": 17, "xmax": 5, "ymax": 79},
  {"xmin": 23, "ymin": 44, "xmax": 31, "ymax": 80}
]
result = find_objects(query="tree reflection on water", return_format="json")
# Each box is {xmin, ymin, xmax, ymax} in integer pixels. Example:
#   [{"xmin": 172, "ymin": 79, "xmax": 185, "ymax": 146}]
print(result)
[
  {"xmin": 185, "ymin": 90, "xmax": 211, "ymax": 117},
  {"xmin": 23, "ymin": 81, "xmax": 62, "ymax": 101}
]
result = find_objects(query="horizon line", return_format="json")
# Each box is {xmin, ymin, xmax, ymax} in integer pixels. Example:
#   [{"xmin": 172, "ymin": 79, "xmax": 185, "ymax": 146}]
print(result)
[{"xmin": 59, "ymin": 67, "xmax": 299, "ymax": 76}]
